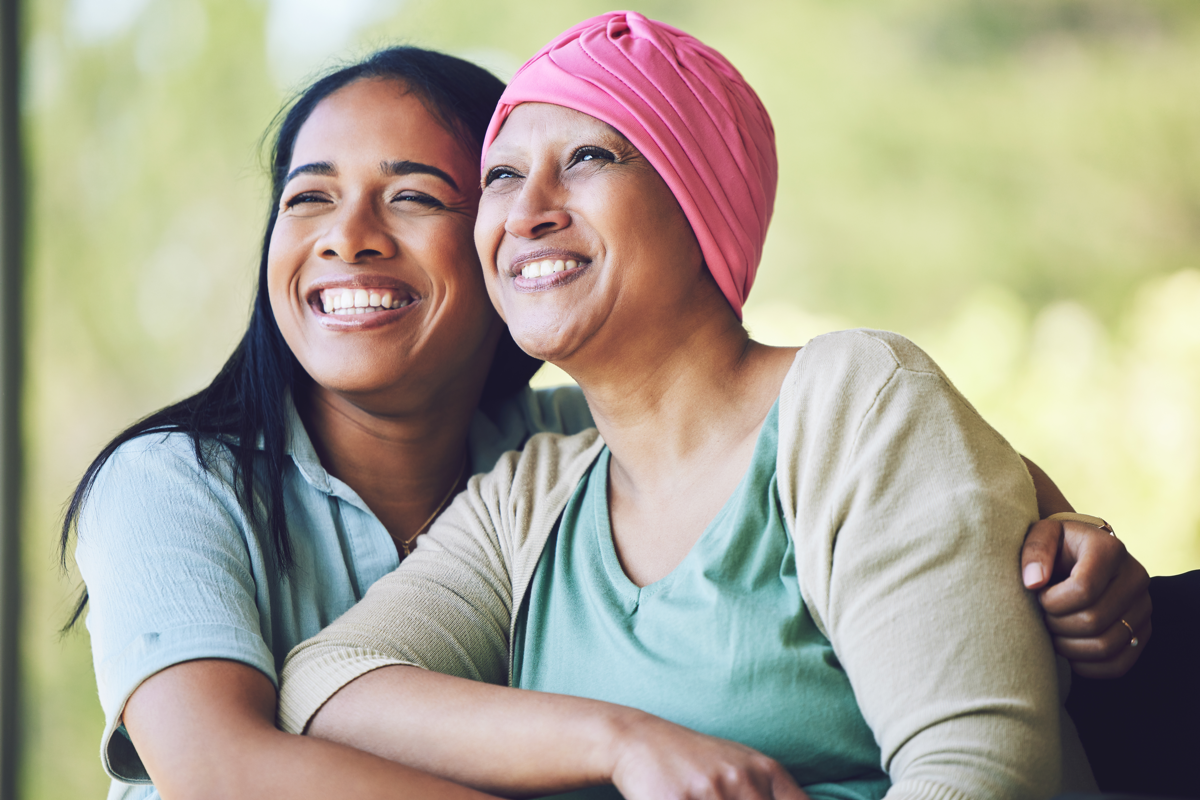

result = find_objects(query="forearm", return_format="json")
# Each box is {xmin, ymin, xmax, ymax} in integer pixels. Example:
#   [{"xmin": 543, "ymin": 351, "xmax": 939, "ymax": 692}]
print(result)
[
  {"xmin": 309, "ymin": 664, "xmax": 643, "ymax": 796},
  {"xmin": 163, "ymin": 724, "xmax": 497, "ymax": 800},
  {"xmin": 124, "ymin": 659, "xmax": 496, "ymax": 800},
  {"xmin": 1022, "ymin": 456, "xmax": 1073, "ymax": 517}
]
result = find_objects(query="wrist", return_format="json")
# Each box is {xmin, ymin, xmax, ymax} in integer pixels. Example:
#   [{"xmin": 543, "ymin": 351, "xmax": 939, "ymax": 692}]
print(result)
[{"xmin": 596, "ymin": 706, "xmax": 655, "ymax": 785}]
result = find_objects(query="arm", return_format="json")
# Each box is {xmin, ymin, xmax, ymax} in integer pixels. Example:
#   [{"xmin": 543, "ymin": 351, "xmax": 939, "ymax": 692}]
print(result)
[
  {"xmin": 123, "ymin": 660, "xmax": 494, "ymax": 800},
  {"xmin": 73, "ymin": 437, "xmax": 490, "ymax": 798},
  {"xmin": 309, "ymin": 664, "xmax": 804, "ymax": 800},
  {"xmin": 1020, "ymin": 458, "xmax": 1152, "ymax": 677},
  {"xmin": 282, "ymin": 434, "xmax": 807, "ymax": 800}
]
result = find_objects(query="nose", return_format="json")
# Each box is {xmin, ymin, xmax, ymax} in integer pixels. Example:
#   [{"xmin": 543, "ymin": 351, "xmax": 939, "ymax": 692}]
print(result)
[
  {"xmin": 505, "ymin": 170, "xmax": 571, "ymax": 240},
  {"xmin": 316, "ymin": 195, "xmax": 398, "ymax": 263}
]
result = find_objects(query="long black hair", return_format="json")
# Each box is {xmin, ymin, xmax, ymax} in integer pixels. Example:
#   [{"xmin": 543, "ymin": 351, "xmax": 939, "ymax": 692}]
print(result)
[{"xmin": 59, "ymin": 47, "xmax": 540, "ymax": 628}]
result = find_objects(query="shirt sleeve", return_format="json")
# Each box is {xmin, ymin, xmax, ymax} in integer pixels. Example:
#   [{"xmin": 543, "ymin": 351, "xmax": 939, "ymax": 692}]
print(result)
[
  {"xmin": 779, "ymin": 330, "xmax": 1061, "ymax": 800},
  {"xmin": 73, "ymin": 435, "xmax": 277, "ymax": 784}
]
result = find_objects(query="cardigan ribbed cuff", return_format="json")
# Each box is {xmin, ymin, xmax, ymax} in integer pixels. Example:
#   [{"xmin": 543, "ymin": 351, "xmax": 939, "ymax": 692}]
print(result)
[
  {"xmin": 277, "ymin": 648, "xmax": 417, "ymax": 734},
  {"xmin": 888, "ymin": 779, "xmax": 981, "ymax": 800}
]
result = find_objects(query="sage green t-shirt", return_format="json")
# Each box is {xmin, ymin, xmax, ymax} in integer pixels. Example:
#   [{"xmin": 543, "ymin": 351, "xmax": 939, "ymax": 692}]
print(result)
[{"xmin": 512, "ymin": 401, "xmax": 891, "ymax": 800}]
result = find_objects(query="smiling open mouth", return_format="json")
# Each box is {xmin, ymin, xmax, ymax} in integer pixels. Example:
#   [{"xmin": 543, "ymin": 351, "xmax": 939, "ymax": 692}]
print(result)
[{"xmin": 318, "ymin": 287, "xmax": 413, "ymax": 316}]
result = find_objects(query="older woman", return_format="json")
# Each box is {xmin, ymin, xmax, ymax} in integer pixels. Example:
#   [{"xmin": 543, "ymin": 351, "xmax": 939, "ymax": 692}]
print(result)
[{"xmin": 279, "ymin": 13, "xmax": 1135, "ymax": 800}]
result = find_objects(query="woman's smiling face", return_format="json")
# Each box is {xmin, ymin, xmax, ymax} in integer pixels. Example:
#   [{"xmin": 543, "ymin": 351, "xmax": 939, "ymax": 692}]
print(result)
[
  {"xmin": 269, "ymin": 78, "xmax": 501, "ymax": 401},
  {"xmin": 475, "ymin": 103, "xmax": 704, "ymax": 367}
]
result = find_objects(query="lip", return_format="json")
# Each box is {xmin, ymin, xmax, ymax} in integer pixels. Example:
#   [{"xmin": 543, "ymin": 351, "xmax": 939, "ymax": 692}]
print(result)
[
  {"xmin": 305, "ymin": 273, "xmax": 421, "ymax": 331},
  {"xmin": 508, "ymin": 248, "xmax": 592, "ymax": 293}
]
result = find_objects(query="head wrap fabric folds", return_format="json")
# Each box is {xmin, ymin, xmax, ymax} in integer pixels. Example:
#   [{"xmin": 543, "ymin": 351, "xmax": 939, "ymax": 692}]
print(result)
[{"xmin": 481, "ymin": 11, "xmax": 777, "ymax": 319}]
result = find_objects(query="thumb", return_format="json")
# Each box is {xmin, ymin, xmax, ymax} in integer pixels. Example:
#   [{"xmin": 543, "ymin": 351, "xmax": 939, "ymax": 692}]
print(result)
[{"xmin": 1021, "ymin": 519, "xmax": 1063, "ymax": 589}]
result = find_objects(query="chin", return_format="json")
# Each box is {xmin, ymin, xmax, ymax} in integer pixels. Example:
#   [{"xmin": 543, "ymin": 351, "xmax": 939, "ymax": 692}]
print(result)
[{"xmin": 509, "ymin": 326, "xmax": 577, "ymax": 365}]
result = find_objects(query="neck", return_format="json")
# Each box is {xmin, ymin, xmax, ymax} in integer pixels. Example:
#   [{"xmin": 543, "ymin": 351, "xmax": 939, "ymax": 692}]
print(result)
[
  {"xmin": 297, "ymin": 379, "xmax": 479, "ymax": 545},
  {"xmin": 561, "ymin": 289, "xmax": 797, "ymax": 494}
]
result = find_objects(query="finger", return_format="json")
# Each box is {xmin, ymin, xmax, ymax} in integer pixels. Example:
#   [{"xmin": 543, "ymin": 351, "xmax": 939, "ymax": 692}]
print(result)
[
  {"xmin": 767, "ymin": 764, "xmax": 811, "ymax": 800},
  {"xmin": 1021, "ymin": 519, "xmax": 1063, "ymax": 589},
  {"xmin": 1046, "ymin": 546, "xmax": 1147, "ymax": 633},
  {"xmin": 1062, "ymin": 613, "xmax": 1153, "ymax": 680},
  {"xmin": 1038, "ymin": 521, "xmax": 1128, "ymax": 616},
  {"xmin": 724, "ymin": 758, "xmax": 788, "ymax": 800},
  {"xmin": 1051, "ymin": 590, "xmax": 1151, "ymax": 661}
]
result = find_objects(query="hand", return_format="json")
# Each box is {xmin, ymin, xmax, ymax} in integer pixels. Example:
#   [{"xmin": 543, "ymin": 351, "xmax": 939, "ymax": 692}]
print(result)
[
  {"xmin": 1021, "ymin": 518, "xmax": 1151, "ymax": 678},
  {"xmin": 610, "ymin": 714, "xmax": 810, "ymax": 800}
]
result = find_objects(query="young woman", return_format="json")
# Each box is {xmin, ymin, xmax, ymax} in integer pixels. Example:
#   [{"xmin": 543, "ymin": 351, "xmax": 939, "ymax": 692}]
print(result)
[
  {"xmin": 279, "ymin": 14, "xmax": 1146, "ymax": 799},
  {"xmin": 66, "ymin": 49, "xmax": 594, "ymax": 800},
  {"xmin": 66, "ymin": 37, "xmax": 1145, "ymax": 800}
]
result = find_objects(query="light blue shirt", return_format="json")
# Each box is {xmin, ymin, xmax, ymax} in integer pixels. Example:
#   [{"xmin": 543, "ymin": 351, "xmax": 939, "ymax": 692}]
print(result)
[{"xmin": 74, "ymin": 386, "xmax": 593, "ymax": 799}]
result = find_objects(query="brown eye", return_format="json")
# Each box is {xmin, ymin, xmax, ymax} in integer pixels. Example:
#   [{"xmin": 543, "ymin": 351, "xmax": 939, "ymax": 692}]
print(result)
[
  {"xmin": 570, "ymin": 146, "xmax": 615, "ymax": 166},
  {"xmin": 285, "ymin": 192, "xmax": 327, "ymax": 208},
  {"xmin": 392, "ymin": 192, "xmax": 442, "ymax": 208},
  {"xmin": 484, "ymin": 165, "xmax": 521, "ymax": 186},
  {"xmin": 283, "ymin": 191, "xmax": 332, "ymax": 215}
]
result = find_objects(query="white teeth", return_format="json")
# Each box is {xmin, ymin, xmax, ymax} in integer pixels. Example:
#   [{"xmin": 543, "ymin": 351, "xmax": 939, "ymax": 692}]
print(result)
[
  {"xmin": 521, "ymin": 258, "xmax": 580, "ymax": 278},
  {"xmin": 319, "ymin": 288, "xmax": 410, "ymax": 315}
]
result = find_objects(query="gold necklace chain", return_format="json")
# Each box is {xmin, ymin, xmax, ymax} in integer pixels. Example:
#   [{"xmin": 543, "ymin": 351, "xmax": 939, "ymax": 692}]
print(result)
[{"xmin": 398, "ymin": 454, "xmax": 468, "ymax": 558}]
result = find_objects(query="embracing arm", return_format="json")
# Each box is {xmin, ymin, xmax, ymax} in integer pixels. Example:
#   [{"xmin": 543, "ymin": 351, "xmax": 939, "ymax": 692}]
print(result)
[
  {"xmin": 308, "ymin": 664, "xmax": 804, "ymax": 800},
  {"xmin": 281, "ymin": 433, "xmax": 807, "ymax": 800},
  {"xmin": 73, "ymin": 437, "xmax": 499, "ymax": 799},
  {"xmin": 1019, "ymin": 459, "xmax": 1151, "ymax": 677},
  {"xmin": 123, "ymin": 660, "xmax": 493, "ymax": 800}
]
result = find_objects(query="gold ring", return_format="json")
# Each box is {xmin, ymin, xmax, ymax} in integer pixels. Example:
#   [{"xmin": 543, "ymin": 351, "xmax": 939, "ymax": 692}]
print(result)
[
  {"xmin": 1119, "ymin": 618, "xmax": 1138, "ymax": 648},
  {"xmin": 1047, "ymin": 512, "xmax": 1115, "ymax": 536}
]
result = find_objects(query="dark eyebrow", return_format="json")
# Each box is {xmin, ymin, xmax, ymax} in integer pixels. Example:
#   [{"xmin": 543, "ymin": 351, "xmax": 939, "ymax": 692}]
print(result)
[
  {"xmin": 283, "ymin": 161, "xmax": 336, "ymax": 186},
  {"xmin": 382, "ymin": 160, "xmax": 459, "ymax": 192}
]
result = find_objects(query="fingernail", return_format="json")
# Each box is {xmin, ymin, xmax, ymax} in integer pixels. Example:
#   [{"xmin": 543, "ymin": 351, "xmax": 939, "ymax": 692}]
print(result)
[{"xmin": 1023, "ymin": 563, "xmax": 1044, "ymax": 588}]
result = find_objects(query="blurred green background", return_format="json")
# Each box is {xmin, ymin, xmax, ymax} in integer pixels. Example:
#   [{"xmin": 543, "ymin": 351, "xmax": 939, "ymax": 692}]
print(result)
[{"xmin": 19, "ymin": 0, "xmax": 1200, "ymax": 795}]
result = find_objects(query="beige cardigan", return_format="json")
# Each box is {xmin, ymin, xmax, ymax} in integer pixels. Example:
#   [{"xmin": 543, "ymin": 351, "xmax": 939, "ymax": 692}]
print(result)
[{"xmin": 279, "ymin": 329, "xmax": 1066, "ymax": 800}]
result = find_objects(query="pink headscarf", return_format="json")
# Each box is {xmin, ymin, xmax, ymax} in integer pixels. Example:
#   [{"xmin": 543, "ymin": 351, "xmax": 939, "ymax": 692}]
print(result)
[{"xmin": 481, "ymin": 11, "xmax": 777, "ymax": 319}]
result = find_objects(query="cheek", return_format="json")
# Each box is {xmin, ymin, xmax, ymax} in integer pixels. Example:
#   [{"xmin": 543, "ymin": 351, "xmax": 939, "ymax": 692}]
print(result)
[
  {"xmin": 473, "ymin": 196, "xmax": 508, "ymax": 275},
  {"xmin": 265, "ymin": 234, "xmax": 295, "ymax": 320}
]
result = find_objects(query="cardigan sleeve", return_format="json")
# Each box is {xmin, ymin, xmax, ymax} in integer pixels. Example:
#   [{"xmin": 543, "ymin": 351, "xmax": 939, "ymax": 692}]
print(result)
[
  {"xmin": 277, "ymin": 429, "xmax": 604, "ymax": 734},
  {"xmin": 778, "ymin": 330, "xmax": 1061, "ymax": 800}
]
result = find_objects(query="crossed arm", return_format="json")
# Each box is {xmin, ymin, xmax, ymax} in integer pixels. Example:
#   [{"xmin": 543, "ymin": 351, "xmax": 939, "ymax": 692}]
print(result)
[{"xmin": 121, "ymin": 464, "xmax": 1148, "ymax": 799}]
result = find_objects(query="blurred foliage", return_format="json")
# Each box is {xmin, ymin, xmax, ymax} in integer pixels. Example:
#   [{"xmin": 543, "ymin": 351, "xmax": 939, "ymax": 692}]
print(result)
[{"xmin": 19, "ymin": 0, "xmax": 1200, "ymax": 796}]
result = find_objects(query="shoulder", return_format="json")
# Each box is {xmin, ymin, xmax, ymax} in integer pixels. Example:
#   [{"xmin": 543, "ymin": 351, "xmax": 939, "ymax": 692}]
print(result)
[
  {"xmin": 792, "ymin": 328, "xmax": 945, "ymax": 386},
  {"xmin": 478, "ymin": 427, "xmax": 604, "ymax": 500},
  {"xmin": 499, "ymin": 383, "xmax": 593, "ymax": 435},
  {"xmin": 76, "ymin": 432, "xmax": 252, "ymax": 565},
  {"xmin": 522, "ymin": 384, "xmax": 594, "ymax": 435},
  {"xmin": 469, "ymin": 385, "xmax": 595, "ymax": 473},
  {"xmin": 782, "ymin": 329, "xmax": 972, "ymax": 432},
  {"xmin": 89, "ymin": 431, "xmax": 240, "ymax": 502}
]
